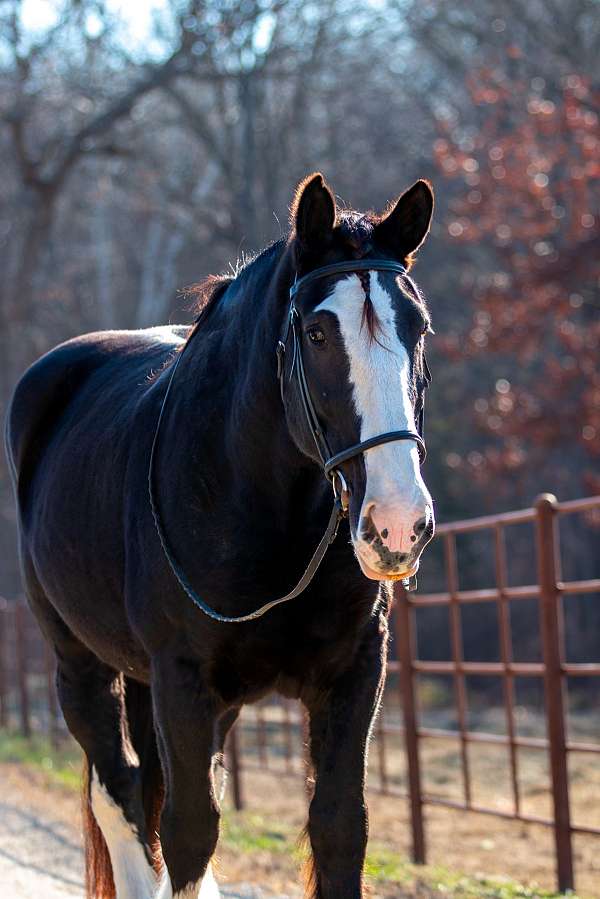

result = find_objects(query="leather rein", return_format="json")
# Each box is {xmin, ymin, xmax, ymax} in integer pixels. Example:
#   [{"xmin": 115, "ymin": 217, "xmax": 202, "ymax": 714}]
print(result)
[{"xmin": 148, "ymin": 258, "xmax": 429, "ymax": 623}]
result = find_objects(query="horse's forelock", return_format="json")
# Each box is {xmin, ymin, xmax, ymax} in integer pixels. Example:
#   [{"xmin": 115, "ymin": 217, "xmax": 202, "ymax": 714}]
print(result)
[{"xmin": 338, "ymin": 211, "xmax": 375, "ymax": 257}]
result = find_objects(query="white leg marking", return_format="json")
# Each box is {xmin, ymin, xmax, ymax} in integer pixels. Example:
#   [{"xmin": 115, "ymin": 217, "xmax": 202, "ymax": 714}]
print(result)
[
  {"xmin": 156, "ymin": 864, "xmax": 220, "ymax": 899},
  {"xmin": 91, "ymin": 768, "xmax": 157, "ymax": 899}
]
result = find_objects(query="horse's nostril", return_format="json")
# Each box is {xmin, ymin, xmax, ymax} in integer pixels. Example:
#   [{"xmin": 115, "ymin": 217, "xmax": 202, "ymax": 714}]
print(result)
[{"xmin": 413, "ymin": 514, "xmax": 435, "ymax": 546}]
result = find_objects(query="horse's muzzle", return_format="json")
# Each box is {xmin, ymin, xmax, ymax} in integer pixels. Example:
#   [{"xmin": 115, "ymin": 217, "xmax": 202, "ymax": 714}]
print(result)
[{"xmin": 353, "ymin": 507, "xmax": 435, "ymax": 580}]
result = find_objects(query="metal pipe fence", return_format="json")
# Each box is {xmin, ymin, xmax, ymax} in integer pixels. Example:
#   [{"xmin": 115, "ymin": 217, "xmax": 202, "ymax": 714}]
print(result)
[
  {"xmin": 1, "ymin": 492, "xmax": 599, "ymax": 893},
  {"xmin": 222, "ymin": 492, "xmax": 600, "ymax": 894}
]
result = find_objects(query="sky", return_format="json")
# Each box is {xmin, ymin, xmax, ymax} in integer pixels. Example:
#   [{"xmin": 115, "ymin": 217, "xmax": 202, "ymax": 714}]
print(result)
[
  {"xmin": 20, "ymin": 0, "xmax": 163, "ymax": 34},
  {"xmin": 17, "ymin": 0, "xmax": 277, "ymax": 58},
  {"xmin": 19, "ymin": 0, "xmax": 170, "ymax": 53}
]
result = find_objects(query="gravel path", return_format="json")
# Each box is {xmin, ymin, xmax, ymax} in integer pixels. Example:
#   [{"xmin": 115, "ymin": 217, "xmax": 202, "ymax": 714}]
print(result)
[
  {"xmin": 0, "ymin": 765, "xmax": 285, "ymax": 899},
  {"xmin": 0, "ymin": 794, "xmax": 84, "ymax": 899}
]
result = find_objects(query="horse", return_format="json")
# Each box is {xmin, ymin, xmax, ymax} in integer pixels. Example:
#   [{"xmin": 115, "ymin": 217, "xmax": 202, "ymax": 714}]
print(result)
[{"xmin": 5, "ymin": 172, "xmax": 436, "ymax": 899}]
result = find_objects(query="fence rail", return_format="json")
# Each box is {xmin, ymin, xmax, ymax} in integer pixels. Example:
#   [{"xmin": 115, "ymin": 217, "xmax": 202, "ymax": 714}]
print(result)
[
  {"xmin": 1, "ymin": 492, "xmax": 599, "ymax": 894},
  {"xmin": 390, "ymin": 492, "xmax": 600, "ymax": 892}
]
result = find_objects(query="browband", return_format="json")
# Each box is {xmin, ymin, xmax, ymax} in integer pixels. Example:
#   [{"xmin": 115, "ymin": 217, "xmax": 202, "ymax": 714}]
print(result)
[{"xmin": 290, "ymin": 259, "xmax": 407, "ymax": 299}]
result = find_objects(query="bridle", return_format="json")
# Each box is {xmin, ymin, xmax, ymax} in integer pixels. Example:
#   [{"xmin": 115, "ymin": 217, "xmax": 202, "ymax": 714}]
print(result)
[
  {"xmin": 277, "ymin": 259, "xmax": 427, "ymax": 503},
  {"xmin": 149, "ymin": 258, "xmax": 430, "ymax": 623}
]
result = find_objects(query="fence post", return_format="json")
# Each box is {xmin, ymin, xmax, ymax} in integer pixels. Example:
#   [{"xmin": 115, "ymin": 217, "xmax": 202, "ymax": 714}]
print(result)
[
  {"xmin": 535, "ymin": 493, "xmax": 574, "ymax": 893},
  {"xmin": 394, "ymin": 583, "xmax": 426, "ymax": 864},
  {"xmin": 15, "ymin": 600, "xmax": 31, "ymax": 739},
  {"xmin": 227, "ymin": 724, "xmax": 244, "ymax": 811}
]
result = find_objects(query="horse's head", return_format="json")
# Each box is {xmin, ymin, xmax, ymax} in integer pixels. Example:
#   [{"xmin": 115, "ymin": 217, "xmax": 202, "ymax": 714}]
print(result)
[{"xmin": 281, "ymin": 173, "xmax": 435, "ymax": 581}]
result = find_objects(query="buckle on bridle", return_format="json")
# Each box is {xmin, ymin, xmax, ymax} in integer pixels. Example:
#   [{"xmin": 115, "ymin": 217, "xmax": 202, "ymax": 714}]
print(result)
[{"xmin": 330, "ymin": 468, "xmax": 349, "ymax": 513}]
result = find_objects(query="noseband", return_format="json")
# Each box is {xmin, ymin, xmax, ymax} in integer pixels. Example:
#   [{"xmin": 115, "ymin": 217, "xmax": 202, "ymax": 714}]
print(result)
[{"xmin": 149, "ymin": 258, "xmax": 430, "ymax": 623}]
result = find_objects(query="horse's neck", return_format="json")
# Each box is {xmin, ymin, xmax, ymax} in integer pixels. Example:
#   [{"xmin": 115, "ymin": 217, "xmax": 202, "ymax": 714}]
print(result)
[{"xmin": 165, "ymin": 274, "xmax": 323, "ymax": 526}]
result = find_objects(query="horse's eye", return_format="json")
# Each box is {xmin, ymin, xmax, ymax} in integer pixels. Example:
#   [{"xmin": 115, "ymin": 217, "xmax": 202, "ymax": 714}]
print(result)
[{"xmin": 307, "ymin": 327, "xmax": 326, "ymax": 345}]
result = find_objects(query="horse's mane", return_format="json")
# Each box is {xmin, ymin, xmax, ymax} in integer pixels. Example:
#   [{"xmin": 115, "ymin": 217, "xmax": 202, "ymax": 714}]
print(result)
[
  {"xmin": 188, "ymin": 240, "xmax": 285, "ymax": 319},
  {"xmin": 188, "ymin": 274, "xmax": 233, "ymax": 320}
]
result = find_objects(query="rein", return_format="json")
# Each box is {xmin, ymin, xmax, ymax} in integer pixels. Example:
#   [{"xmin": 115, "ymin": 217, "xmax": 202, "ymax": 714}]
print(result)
[{"xmin": 148, "ymin": 259, "xmax": 429, "ymax": 623}]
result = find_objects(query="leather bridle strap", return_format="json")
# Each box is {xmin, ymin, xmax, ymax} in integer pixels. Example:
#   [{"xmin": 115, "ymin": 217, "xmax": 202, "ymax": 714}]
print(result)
[
  {"xmin": 280, "ymin": 259, "xmax": 427, "ymax": 489},
  {"xmin": 290, "ymin": 307, "xmax": 332, "ymax": 466},
  {"xmin": 289, "ymin": 258, "xmax": 411, "ymax": 298},
  {"xmin": 324, "ymin": 430, "xmax": 426, "ymax": 477}
]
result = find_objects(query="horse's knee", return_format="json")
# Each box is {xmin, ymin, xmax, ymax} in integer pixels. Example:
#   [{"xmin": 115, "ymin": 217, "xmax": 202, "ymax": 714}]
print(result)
[
  {"xmin": 308, "ymin": 801, "xmax": 367, "ymax": 897},
  {"xmin": 57, "ymin": 663, "xmax": 133, "ymax": 785},
  {"xmin": 309, "ymin": 798, "xmax": 368, "ymax": 864}
]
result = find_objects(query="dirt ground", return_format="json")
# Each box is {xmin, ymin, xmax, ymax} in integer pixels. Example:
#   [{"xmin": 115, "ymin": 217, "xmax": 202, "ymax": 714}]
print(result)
[
  {"xmin": 0, "ymin": 762, "xmax": 292, "ymax": 898},
  {"xmin": 234, "ymin": 698, "xmax": 600, "ymax": 898},
  {"xmin": 2, "ymin": 754, "xmax": 597, "ymax": 899},
  {"xmin": 232, "ymin": 761, "xmax": 600, "ymax": 898},
  {"xmin": 0, "ymin": 763, "xmax": 84, "ymax": 899}
]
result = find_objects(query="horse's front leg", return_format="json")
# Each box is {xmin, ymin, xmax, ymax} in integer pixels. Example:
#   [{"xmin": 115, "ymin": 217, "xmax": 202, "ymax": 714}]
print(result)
[
  {"xmin": 305, "ymin": 612, "xmax": 388, "ymax": 899},
  {"xmin": 151, "ymin": 650, "xmax": 225, "ymax": 899}
]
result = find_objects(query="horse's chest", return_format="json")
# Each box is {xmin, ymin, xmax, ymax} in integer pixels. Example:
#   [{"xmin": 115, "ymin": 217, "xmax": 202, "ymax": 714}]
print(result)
[{"xmin": 209, "ymin": 597, "xmax": 374, "ymax": 705}]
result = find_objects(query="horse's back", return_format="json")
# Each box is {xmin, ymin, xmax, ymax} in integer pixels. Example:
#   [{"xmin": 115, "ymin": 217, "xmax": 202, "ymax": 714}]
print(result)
[{"xmin": 6, "ymin": 325, "xmax": 186, "ymax": 491}]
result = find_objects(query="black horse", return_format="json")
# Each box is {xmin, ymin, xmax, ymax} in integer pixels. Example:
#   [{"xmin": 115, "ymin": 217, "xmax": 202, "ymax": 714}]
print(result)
[{"xmin": 6, "ymin": 173, "xmax": 435, "ymax": 899}]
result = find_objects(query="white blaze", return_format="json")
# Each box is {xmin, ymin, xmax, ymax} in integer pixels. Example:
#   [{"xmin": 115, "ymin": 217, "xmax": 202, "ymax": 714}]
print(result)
[{"xmin": 316, "ymin": 272, "xmax": 432, "ymax": 573}]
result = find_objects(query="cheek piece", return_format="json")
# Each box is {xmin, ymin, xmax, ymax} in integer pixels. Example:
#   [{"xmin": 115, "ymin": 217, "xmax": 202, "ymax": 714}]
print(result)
[{"xmin": 148, "ymin": 259, "xmax": 430, "ymax": 625}]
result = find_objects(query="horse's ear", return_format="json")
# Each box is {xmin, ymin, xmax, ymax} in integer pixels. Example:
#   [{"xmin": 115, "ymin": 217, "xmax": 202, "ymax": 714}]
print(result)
[
  {"xmin": 291, "ymin": 172, "xmax": 336, "ymax": 250},
  {"xmin": 375, "ymin": 180, "xmax": 434, "ymax": 261}
]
